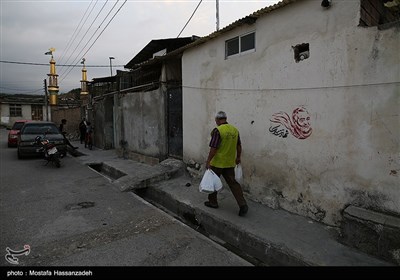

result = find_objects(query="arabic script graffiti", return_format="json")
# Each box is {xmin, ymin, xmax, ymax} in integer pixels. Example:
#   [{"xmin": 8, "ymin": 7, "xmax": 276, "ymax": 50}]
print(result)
[
  {"xmin": 269, "ymin": 125, "xmax": 289, "ymax": 138},
  {"xmin": 5, "ymin": 245, "xmax": 30, "ymax": 265},
  {"xmin": 270, "ymin": 106, "xmax": 312, "ymax": 139}
]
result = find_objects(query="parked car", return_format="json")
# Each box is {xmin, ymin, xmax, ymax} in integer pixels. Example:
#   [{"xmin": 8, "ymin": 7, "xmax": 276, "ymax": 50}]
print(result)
[
  {"xmin": 17, "ymin": 121, "xmax": 67, "ymax": 159},
  {"xmin": 7, "ymin": 120, "xmax": 30, "ymax": 147}
]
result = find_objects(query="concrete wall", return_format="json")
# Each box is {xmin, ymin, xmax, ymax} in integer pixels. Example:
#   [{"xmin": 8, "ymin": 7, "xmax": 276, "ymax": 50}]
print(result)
[
  {"xmin": 182, "ymin": 0, "xmax": 400, "ymax": 225},
  {"xmin": 93, "ymin": 96, "xmax": 114, "ymax": 149},
  {"xmin": 116, "ymin": 88, "xmax": 167, "ymax": 161},
  {"xmin": 1, "ymin": 104, "xmax": 50, "ymax": 127},
  {"xmin": 51, "ymin": 107, "xmax": 81, "ymax": 139}
]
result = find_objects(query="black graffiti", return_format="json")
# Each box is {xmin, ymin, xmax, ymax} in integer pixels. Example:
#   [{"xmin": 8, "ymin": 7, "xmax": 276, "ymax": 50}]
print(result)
[
  {"xmin": 5, "ymin": 245, "xmax": 30, "ymax": 265},
  {"xmin": 269, "ymin": 125, "xmax": 289, "ymax": 138}
]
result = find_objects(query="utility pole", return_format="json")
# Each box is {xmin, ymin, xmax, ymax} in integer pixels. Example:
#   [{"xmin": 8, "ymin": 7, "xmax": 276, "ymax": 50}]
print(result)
[
  {"xmin": 43, "ymin": 79, "xmax": 49, "ymax": 121},
  {"xmin": 216, "ymin": 0, "xmax": 220, "ymax": 31}
]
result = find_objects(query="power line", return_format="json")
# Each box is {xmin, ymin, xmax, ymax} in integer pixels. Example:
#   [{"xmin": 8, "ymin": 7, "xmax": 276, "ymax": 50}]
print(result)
[
  {"xmin": 0, "ymin": 60, "xmax": 124, "ymax": 67},
  {"xmin": 60, "ymin": 0, "xmax": 126, "ymax": 83},
  {"xmin": 59, "ymin": 0, "xmax": 108, "ymax": 77},
  {"xmin": 81, "ymin": 0, "xmax": 127, "ymax": 60},
  {"xmin": 159, "ymin": 0, "xmax": 203, "ymax": 56},
  {"xmin": 177, "ymin": 0, "xmax": 203, "ymax": 38},
  {"xmin": 59, "ymin": 0, "xmax": 99, "ymax": 70},
  {"xmin": 59, "ymin": 0, "xmax": 96, "ymax": 65}
]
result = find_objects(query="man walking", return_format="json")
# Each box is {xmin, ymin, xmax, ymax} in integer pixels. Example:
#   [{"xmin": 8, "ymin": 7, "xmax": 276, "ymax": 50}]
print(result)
[
  {"xmin": 205, "ymin": 111, "xmax": 248, "ymax": 216},
  {"xmin": 79, "ymin": 118, "xmax": 87, "ymax": 144}
]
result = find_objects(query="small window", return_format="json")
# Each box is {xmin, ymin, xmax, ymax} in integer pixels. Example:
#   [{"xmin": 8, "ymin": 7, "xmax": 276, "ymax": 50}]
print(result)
[
  {"xmin": 9, "ymin": 104, "xmax": 22, "ymax": 117},
  {"xmin": 241, "ymin": 32, "xmax": 255, "ymax": 52},
  {"xmin": 226, "ymin": 37, "xmax": 239, "ymax": 57},
  {"xmin": 225, "ymin": 32, "xmax": 255, "ymax": 58}
]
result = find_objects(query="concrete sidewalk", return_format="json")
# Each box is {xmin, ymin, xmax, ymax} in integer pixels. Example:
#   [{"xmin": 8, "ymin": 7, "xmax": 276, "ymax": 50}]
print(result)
[{"xmin": 70, "ymin": 142, "xmax": 393, "ymax": 266}]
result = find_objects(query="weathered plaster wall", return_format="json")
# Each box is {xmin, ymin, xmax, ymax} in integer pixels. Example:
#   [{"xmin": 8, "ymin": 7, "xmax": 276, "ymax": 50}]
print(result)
[
  {"xmin": 182, "ymin": 0, "xmax": 400, "ymax": 225},
  {"xmin": 93, "ymin": 96, "xmax": 114, "ymax": 149},
  {"xmin": 119, "ymin": 89, "xmax": 167, "ymax": 159},
  {"xmin": 1, "ymin": 104, "xmax": 50, "ymax": 126}
]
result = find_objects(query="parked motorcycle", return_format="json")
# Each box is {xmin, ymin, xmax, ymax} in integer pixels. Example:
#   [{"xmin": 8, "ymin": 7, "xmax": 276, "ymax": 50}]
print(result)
[{"xmin": 35, "ymin": 135, "xmax": 61, "ymax": 168}]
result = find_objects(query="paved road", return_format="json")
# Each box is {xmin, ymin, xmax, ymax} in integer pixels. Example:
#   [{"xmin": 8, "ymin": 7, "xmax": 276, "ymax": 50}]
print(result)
[{"xmin": 0, "ymin": 127, "xmax": 251, "ymax": 267}]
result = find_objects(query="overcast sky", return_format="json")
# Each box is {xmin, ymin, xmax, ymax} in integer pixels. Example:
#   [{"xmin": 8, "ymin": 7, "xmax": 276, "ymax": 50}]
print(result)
[{"xmin": 0, "ymin": 0, "xmax": 280, "ymax": 95}]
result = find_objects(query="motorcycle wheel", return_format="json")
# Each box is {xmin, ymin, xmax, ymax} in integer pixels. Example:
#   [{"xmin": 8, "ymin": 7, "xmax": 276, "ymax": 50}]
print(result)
[{"xmin": 53, "ymin": 157, "xmax": 61, "ymax": 168}]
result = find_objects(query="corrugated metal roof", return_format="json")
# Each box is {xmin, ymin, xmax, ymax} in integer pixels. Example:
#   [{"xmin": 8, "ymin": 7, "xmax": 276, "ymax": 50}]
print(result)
[
  {"xmin": 90, "ymin": 76, "xmax": 117, "ymax": 83},
  {"xmin": 125, "ymin": 37, "xmax": 199, "ymax": 69},
  {"xmin": 0, "ymin": 94, "xmax": 45, "ymax": 105}
]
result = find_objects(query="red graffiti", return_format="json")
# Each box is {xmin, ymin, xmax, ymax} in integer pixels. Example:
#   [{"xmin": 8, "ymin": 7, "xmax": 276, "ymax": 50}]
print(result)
[{"xmin": 270, "ymin": 106, "xmax": 312, "ymax": 139}]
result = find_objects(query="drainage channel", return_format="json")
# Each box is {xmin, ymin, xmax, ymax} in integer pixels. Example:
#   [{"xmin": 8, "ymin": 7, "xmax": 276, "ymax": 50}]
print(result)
[
  {"xmin": 133, "ymin": 187, "xmax": 268, "ymax": 266},
  {"xmin": 86, "ymin": 163, "xmax": 269, "ymax": 265},
  {"xmin": 88, "ymin": 163, "xmax": 127, "ymax": 182}
]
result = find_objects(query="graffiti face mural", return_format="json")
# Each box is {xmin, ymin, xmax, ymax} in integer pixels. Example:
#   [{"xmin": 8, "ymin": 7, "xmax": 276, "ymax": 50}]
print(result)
[{"xmin": 270, "ymin": 106, "xmax": 312, "ymax": 139}]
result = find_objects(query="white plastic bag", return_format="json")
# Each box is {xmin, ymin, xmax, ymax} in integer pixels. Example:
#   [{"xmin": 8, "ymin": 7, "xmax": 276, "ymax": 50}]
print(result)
[
  {"xmin": 235, "ymin": 164, "xmax": 243, "ymax": 184},
  {"xmin": 199, "ymin": 169, "xmax": 223, "ymax": 193}
]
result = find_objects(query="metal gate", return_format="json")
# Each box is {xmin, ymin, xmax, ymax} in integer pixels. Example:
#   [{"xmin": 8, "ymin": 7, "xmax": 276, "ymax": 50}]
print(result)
[{"xmin": 167, "ymin": 88, "xmax": 183, "ymax": 159}]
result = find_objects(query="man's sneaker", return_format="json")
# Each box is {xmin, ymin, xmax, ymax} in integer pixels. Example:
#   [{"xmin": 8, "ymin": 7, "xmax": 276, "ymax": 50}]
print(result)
[
  {"xmin": 204, "ymin": 201, "xmax": 219, "ymax": 209},
  {"xmin": 238, "ymin": 204, "xmax": 248, "ymax": 216}
]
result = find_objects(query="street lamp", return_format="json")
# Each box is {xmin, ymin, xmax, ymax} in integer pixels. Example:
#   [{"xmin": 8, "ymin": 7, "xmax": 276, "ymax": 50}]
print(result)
[{"xmin": 109, "ymin": 56, "xmax": 115, "ymax": 76}]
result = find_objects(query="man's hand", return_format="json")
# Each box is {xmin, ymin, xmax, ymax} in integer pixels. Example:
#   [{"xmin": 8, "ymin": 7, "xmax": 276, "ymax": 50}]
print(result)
[{"xmin": 236, "ymin": 143, "xmax": 242, "ymax": 165}]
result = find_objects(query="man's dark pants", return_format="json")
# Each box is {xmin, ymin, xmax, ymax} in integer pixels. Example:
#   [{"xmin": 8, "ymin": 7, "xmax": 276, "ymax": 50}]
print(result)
[{"xmin": 208, "ymin": 166, "xmax": 247, "ymax": 207}]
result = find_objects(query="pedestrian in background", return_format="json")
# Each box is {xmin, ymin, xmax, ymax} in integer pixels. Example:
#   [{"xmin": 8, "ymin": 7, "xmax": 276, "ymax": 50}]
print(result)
[
  {"xmin": 59, "ymin": 119, "xmax": 78, "ymax": 150},
  {"xmin": 85, "ymin": 121, "xmax": 93, "ymax": 150},
  {"xmin": 79, "ymin": 118, "xmax": 87, "ymax": 144},
  {"xmin": 204, "ymin": 111, "xmax": 248, "ymax": 217}
]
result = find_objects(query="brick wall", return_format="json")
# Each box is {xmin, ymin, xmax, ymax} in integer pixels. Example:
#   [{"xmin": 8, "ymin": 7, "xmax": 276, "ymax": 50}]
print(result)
[{"xmin": 51, "ymin": 107, "xmax": 82, "ymax": 139}]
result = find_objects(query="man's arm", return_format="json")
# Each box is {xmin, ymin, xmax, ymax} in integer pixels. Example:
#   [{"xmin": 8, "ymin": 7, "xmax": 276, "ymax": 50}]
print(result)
[
  {"xmin": 236, "ymin": 134, "xmax": 242, "ymax": 165},
  {"xmin": 206, "ymin": 128, "xmax": 220, "ymax": 169},
  {"xmin": 236, "ymin": 143, "xmax": 242, "ymax": 165},
  {"xmin": 206, "ymin": 147, "xmax": 217, "ymax": 169}
]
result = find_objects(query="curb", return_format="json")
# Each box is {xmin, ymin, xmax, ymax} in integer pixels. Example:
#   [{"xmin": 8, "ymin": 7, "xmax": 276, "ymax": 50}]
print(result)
[{"xmin": 136, "ymin": 182, "xmax": 310, "ymax": 266}]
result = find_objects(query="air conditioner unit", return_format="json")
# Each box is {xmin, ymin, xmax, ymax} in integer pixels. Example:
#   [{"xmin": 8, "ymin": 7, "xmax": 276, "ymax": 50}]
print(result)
[{"xmin": 299, "ymin": 51, "xmax": 309, "ymax": 61}]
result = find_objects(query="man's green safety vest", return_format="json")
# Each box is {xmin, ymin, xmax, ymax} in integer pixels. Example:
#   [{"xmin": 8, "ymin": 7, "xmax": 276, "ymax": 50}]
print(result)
[{"xmin": 210, "ymin": 124, "xmax": 238, "ymax": 168}]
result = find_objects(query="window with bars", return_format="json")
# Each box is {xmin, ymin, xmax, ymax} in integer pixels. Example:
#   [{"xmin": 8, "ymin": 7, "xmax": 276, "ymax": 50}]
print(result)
[
  {"xmin": 9, "ymin": 104, "xmax": 22, "ymax": 117},
  {"xmin": 225, "ymin": 32, "xmax": 255, "ymax": 59}
]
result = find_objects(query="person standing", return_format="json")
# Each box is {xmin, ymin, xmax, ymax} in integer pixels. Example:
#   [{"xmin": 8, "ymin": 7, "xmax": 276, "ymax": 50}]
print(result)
[
  {"xmin": 85, "ymin": 121, "xmax": 93, "ymax": 150},
  {"xmin": 59, "ymin": 119, "xmax": 78, "ymax": 149},
  {"xmin": 79, "ymin": 118, "xmax": 87, "ymax": 144},
  {"xmin": 205, "ymin": 111, "xmax": 248, "ymax": 216},
  {"xmin": 59, "ymin": 119, "xmax": 66, "ymax": 134}
]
